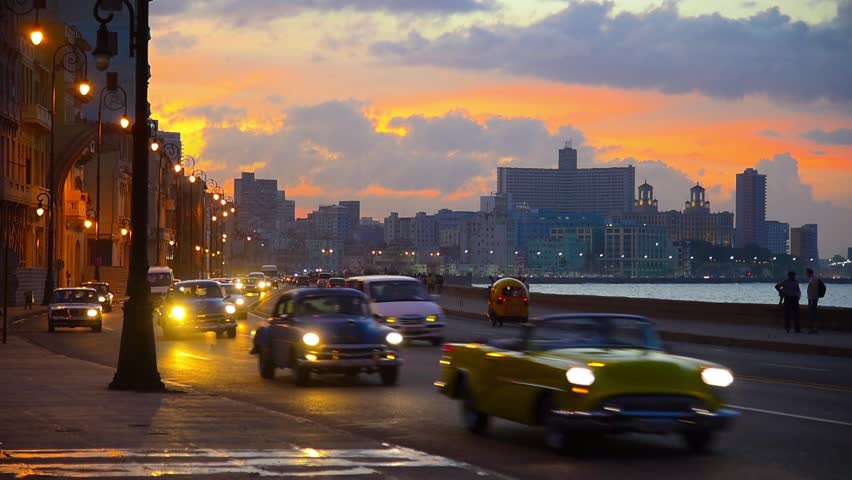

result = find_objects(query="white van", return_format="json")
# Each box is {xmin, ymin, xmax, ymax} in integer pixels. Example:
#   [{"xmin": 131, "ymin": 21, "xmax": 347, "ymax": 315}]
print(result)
[
  {"xmin": 344, "ymin": 275, "xmax": 445, "ymax": 346},
  {"xmin": 147, "ymin": 266, "xmax": 174, "ymax": 296}
]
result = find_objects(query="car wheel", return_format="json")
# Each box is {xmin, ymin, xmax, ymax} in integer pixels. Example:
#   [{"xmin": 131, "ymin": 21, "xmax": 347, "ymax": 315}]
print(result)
[
  {"xmin": 47, "ymin": 323, "xmax": 55, "ymax": 333},
  {"xmin": 294, "ymin": 366, "xmax": 311, "ymax": 386},
  {"xmin": 379, "ymin": 366, "xmax": 399, "ymax": 386},
  {"xmin": 226, "ymin": 327, "xmax": 237, "ymax": 338},
  {"xmin": 430, "ymin": 336, "xmax": 444, "ymax": 347},
  {"xmin": 92, "ymin": 322, "xmax": 102, "ymax": 333},
  {"xmin": 542, "ymin": 396, "xmax": 571, "ymax": 453},
  {"xmin": 683, "ymin": 431, "xmax": 715, "ymax": 453},
  {"xmin": 258, "ymin": 347, "xmax": 275, "ymax": 379},
  {"xmin": 459, "ymin": 379, "xmax": 489, "ymax": 434}
]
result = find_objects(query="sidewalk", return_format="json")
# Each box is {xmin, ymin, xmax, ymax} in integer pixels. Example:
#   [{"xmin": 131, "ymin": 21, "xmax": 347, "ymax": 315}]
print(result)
[
  {"xmin": 0, "ymin": 336, "xmax": 507, "ymax": 479},
  {"xmin": 438, "ymin": 293, "xmax": 852, "ymax": 357}
]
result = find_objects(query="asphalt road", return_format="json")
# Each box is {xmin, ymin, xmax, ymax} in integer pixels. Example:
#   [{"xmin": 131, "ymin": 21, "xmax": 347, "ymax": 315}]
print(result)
[{"xmin": 12, "ymin": 290, "xmax": 852, "ymax": 480}]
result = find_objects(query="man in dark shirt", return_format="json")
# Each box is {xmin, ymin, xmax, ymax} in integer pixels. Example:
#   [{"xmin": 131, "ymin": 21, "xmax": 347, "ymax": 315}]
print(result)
[{"xmin": 775, "ymin": 271, "xmax": 801, "ymax": 333}]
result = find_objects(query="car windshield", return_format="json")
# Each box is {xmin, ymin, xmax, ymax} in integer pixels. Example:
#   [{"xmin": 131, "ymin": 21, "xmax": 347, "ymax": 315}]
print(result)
[
  {"xmin": 369, "ymin": 280, "xmax": 429, "ymax": 303},
  {"xmin": 329, "ymin": 278, "xmax": 345, "ymax": 287},
  {"xmin": 500, "ymin": 285, "xmax": 526, "ymax": 297},
  {"xmin": 84, "ymin": 284, "xmax": 109, "ymax": 294},
  {"xmin": 52, "ymin": 289, "xmax": 97, "ymax": 303},
  {"xmin": 147, "ymin": 272, "xmax": 172, "ymax": 286},
  {"xmin": 243, "ymin": 278, "xmax": 257, "ymax": 285},
  {"xmin": 174, "ymin": 283, "xmax": 223, "ymax": 299},
  {"xmin": 531, "ymin": 317, "xmax": 661, "ymax": 351},
  {"xmin": 296, "ymin": 295, "xmax": 368, "ymax": 316}
]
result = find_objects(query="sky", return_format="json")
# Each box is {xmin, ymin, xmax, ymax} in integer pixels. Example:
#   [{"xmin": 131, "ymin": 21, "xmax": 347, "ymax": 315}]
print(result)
[{"xmin": 69, "ymin": 0, "xmax": 852, "ymax": 255}]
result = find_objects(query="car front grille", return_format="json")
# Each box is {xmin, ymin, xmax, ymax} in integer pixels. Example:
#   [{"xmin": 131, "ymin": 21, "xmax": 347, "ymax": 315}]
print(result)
[
  {"xmin": 400, "ymin": 317, "xmax": 424, "ymax": 325},
  {"xmin": 317, "ymin": 345, "xmax": 385, "ymax": 361},
  {"xmin": 600, "ymin": 395, "xmax": 705, "ymax": 412}
]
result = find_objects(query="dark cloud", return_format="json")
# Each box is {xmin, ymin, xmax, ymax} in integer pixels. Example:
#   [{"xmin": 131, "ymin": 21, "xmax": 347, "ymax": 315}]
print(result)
[
  {"xmin": 800, "ymin": 127, "xmax": 852, "ymax": 144},
  {"xmin": 370, "ymin": 2, "xmax": 852, "ymax": 102},
  {"xmin": 758, "ymin": 129, "xmax": 783, "ymax": 138},
  {"xmin": 152, "ymin": 0, "xmax": 494, "ymax": 27},
  {"xmin": 153, "ymin": 31, "xmax": 199, "ymax": 53}
]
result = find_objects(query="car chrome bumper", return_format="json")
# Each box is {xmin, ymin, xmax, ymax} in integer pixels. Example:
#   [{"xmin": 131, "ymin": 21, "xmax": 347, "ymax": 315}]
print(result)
[
  {"xmin": 296, "ymin": 357, "xmax": 403, "ymax": 368},
  {"xmin": 550, "ymin": 408, "xmax": 738, "ymax": 433},
  {"xmin": 50, "ymin": 317, "xmax": 100, "ymax": 326},
  {"xmin": 387, "ymin": 324, "xmax": 444, "ymax": 338}
]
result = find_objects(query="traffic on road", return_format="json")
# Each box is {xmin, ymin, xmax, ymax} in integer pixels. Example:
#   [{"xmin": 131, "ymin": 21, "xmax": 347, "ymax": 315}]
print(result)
[{"xmin": 13, "ymin": 271, "xmax": 851, "ymax": 479}]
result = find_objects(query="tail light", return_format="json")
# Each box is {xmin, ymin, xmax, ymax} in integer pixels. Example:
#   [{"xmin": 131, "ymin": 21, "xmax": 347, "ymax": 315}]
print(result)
[
  {"xmin": 442, "ymin": 344, "xmax": 455, "ymax": 353},
  {"xmin": 523, "ymin": 297, "xmax": 529, "ymax": 304},
  {"xmin": 496, "ymin": 296, "xmax": 504, "ymax": 305}
]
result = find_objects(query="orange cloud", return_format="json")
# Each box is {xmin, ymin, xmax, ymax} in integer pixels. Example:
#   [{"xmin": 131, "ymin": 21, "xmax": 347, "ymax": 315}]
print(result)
[{"xmin": 358, "ymin": 185, "xmax": 441, "ymax": 198}]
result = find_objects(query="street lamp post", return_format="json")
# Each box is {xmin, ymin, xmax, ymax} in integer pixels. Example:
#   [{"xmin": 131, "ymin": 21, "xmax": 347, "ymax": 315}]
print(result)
[
  {"xmin": 154, "ymin": 142, "xmax": 179, "ymax": 266},
  {"xmin": 94, "ymin": 0, "xmax": 164, "ymax": 391},
  {"xmin": 94, "ymin": 72, "xmax": 128, "ymax": 281},
  {"xmin": 189, "ymin": 170, "xmax": 206, "ymax": 278},
  {"xmin": 42, "ymin": 40, "xmax": 92, "ymax": 305}
]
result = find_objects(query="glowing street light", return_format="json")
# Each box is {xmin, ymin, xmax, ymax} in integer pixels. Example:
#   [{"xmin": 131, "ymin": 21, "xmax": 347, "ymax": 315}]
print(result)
[
  {"xmin": 30, "ymin": 29, "xmax": 43, "ymax": 45},
  {"xmin": 174, "ymin": 163, "xmax": 182, "ymax": 173},
  {"xmin": 78, "ymin": 81, "xmax": 92, "ymax": 97},
  {"xmin": 150, "ymin": 139, "xmax": 159, "ymax": 151},
  {"xmin": 119, "ymin": 115, "xmax": 130, "ymax": 129}
]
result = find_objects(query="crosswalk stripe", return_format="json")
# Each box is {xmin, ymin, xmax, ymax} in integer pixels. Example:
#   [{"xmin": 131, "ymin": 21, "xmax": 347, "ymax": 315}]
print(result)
[{"xmin": 0, "ymin": 447, "xmax": 495, "ymax": 478}]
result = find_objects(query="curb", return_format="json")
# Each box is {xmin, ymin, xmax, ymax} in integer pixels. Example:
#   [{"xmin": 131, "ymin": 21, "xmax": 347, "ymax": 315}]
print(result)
[{"xmin": 443, "ymin": 308, "xmax": 852, "ymax": 358}]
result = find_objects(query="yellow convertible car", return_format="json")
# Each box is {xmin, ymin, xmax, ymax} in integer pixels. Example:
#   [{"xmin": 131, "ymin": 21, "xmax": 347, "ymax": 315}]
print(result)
[{"xmin": 435, "ymin": 314, "xmax": 737, "ymax": 452}]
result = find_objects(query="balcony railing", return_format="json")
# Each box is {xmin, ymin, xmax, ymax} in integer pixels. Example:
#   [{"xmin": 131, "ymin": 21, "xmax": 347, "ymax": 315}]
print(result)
[{"xmin": 22, "ymin": 103, "xmax": 51, "ymax": 132}]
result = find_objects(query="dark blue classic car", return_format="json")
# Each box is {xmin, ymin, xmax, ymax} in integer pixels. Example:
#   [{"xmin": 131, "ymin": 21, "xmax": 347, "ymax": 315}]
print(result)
[
  {"xmin": 157, "ymin": 280, "xmax": 238, "ymax": 339},
  {"xmin": 252, "ymin": 288, "xmax": 403, "ymax": 386}
]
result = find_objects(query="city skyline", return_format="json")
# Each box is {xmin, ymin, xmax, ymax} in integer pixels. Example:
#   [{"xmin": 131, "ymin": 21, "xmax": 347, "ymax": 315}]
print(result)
[{"xmin": 135, "ymin": 1, "xmax": 852, "ymax": 255}]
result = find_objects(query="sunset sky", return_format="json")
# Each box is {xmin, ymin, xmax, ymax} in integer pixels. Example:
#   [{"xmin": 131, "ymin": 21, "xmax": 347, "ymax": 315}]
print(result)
[{"xmin": 88, "ymin": 1, "xmax": 852, "ymax": 254}]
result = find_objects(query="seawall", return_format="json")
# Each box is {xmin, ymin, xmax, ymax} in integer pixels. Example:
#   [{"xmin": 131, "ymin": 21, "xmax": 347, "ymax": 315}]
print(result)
[{"xmin": 441, "ymin": 285, "xmax": 852, "ymax": 332}]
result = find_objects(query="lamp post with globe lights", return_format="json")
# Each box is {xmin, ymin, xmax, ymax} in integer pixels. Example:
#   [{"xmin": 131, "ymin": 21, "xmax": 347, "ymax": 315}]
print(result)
[
  {"xmin": 42, "ymin": 38, "xmax": 92, "ymax": 305},
  {"xmin": 92, "ymin": 0, "xmax": 164, "ymax": 391},
  {"xmin": 93, "ymin": 72, "xmax": 129, "ymax": 280},
  {"xmin": 3, "ymin": 0, "xmax": 46, "ymax": 46}
]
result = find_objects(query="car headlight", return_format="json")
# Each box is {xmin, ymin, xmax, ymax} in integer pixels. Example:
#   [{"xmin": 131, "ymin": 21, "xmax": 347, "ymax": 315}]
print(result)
[
  {"xmin": 566, "ymin": 367, "xmax": 595, "ymax": 386},
  {"xmin": 86, "ymin": 309, "xmax": 99, "ymax": 317},
  {"xmin": 225, "ymin": 304, "xmax": 236, "ymax": 315},
  {"xmin": 384, "ymin": 317, "xmax": 397, "ymax": 323},
  {"xmin": 386, "ymin": 332, "xmax": 403, "ymax": 345},
  {"xmin": 426, "ymin": 315, "xmax": 437, "ymax": 322},
  {"xmin": 258, "ymin": 281, "xmax": 266, "ymax": 288},
  {"xmin": 235, "ymin": 298, "xmax": 245, "ymax": 305},
  {"xmin": 701, "ymin": 368, "xmax": 734, "ymax": 387},
  {"xmin": 98, "ymin": 296, "xmax": 106, "ymax": 302},
  {"xmin": 171, "ymin": 306, "xmax": 186, "ymax": 320},
  {"xmin": 303, "ymin": 332, "xmax": 320, "ymax": 346}
]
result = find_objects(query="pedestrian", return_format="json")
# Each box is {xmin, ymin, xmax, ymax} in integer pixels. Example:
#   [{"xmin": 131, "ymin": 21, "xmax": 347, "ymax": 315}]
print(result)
[
  {"xmin": 774, "ymin": 271, "xmax": 801, "ymax": 333},
  {"xmin": 436, "ymin": 274, "xmax": 444, "ymax": 294},
  {"xmin": 24, "ymin": 290, "xmax": 33, "ymax": 310},
  {"xmin": 426, "ymin": 273, "xmax": 434, "ymax": 294},
  {"xmin": 65, "ymin": 270, "xmax": 71, "ymax": 287},
  {"xmin": 805, "ymin": 267, "xmax": 822, "ymax": 334}
]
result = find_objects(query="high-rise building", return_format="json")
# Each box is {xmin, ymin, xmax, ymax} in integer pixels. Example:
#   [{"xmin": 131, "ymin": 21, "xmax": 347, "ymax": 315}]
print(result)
[
  {"xmin": 233, "ymin": 172, "xmax": 295, "ymax": 266},
  {"xmin": 735, "ymin": 168, "xmax": 767, "ymax": 249},
  {"xmin": 497, "ymin": 145, "xmax": 634, "ymax": 214},
  {"xmin": 790, "ymin": 224, "xmax": 819, "ymax": 267},
  {"xmin": 339, "ymin": 200, "xmax": 360, "ymax": 240},
  {"xmin": 765, "ymin": 220, "xmax": 790, "ymax": 255}
]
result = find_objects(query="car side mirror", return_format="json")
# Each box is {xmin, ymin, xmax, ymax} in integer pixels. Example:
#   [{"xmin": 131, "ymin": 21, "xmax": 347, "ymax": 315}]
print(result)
[{"xmin": 271, "ymin": 313, "xmax": 290, "ymax": 324}]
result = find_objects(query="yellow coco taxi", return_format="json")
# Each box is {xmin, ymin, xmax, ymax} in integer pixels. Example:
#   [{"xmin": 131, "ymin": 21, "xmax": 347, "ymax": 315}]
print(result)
[
  {"xmin": 487, "ymin": 277, "xmax": 529, "ymax": 326},
  {"xmin": 436, "ymin": 314, "xmax": 737, "ymax": 453}
]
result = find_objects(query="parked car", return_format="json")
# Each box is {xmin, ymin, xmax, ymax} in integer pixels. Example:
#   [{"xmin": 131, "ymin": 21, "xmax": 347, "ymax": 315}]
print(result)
[
  {"xmin": 436, "ymin": 314, "xmax": 737, "ymax": 452},
  {"xmin": 48, "ymin": 288, "xmax": 103, "ymax": 333},
  {"xmin": 252, "ymin": 288, "xmax": 403, "ymax": 386},
  {"xmin": 345, "ymin": 275, "xmax": 445, "ymax": 346},
  {"xmin": 81, "ymin": 281, "xmax": 114, "ymax": 313},
  {"xmin": 157, "ymin": 280, "xmax": 238, "ymax": 339}
]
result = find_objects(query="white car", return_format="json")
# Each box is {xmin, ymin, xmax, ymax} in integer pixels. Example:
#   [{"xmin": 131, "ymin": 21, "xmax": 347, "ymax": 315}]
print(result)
[
  {"xmin": 48, "ymin": 288, "xmax": 103, "ymax": 333},
  {"xmin": 344, "ymin": 275, "xmax": 445, "ymax": 346}
]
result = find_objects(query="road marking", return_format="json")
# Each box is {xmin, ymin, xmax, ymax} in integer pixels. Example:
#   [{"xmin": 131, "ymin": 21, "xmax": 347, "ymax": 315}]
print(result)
[
  {"xmin": 760, "ymin": 363, "xmax": 829, "ymax": 372},
  {"xmin": 729, "ymin": 404, "xmax": 852, "ymax": 428},
  {"xmin": 738, "ymin": 374, "xmax": 852, "ymax": 393},
  {"xmin": 175, "ymin": 351, "xmax": 210, "ymax": 361},
  {"xmin": 0, "ymin": 447, "xmax": 505, "ymax": 478},
  {"xmin": 103, "ymin": 327, "xmax": 115, "ymax": 331}
]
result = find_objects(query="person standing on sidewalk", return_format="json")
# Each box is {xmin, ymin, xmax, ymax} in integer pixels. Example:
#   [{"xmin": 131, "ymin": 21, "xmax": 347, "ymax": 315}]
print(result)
[
  {"xmin": 775, "ymin": 271, "xmax": 801, "ymax": 333},
  {"xmin": 805, "ymin": 267, "xmax": 820, "ymax": 334}
]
